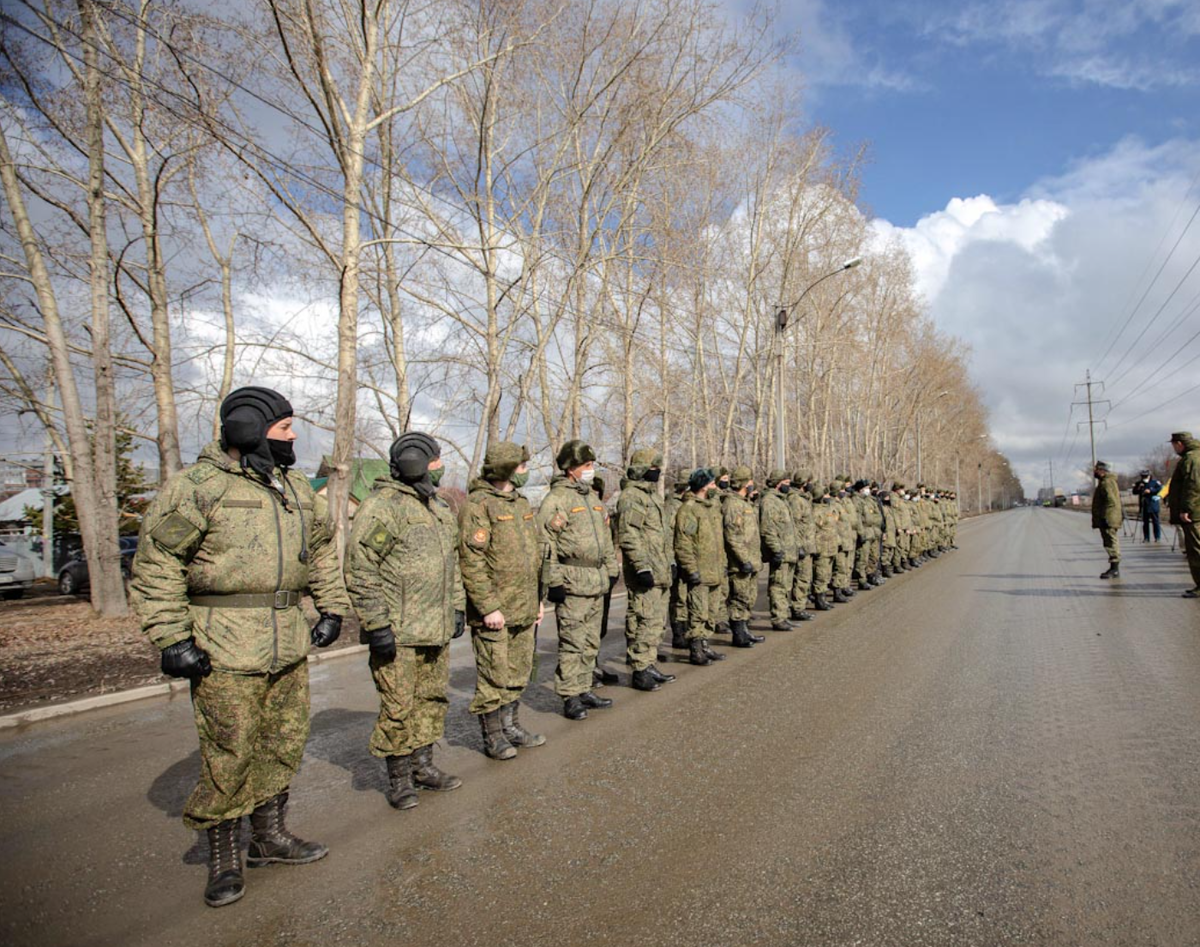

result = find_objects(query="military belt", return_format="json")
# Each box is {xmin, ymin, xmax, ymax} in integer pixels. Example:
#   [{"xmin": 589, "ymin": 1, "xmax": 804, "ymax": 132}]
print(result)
[
  {"xmin": 558, "ymin": 556, "xmax": 603, "ymax": 568},
  {"xmin": 189, "ymin": 590, "xmax": 303, "ymax": 609}
]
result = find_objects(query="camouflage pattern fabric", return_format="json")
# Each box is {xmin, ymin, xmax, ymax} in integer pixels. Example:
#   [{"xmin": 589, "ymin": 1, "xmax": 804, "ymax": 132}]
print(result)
[
  {"xmin": 552, "ymin": 593, "xmax": 606, "ymax": 696},
  {"xmin": 368, "ymin": 645, "xmax": 450, "ymax": 757},
  {"xmin": 459, "ymin": 478, "xmax": 543, "ymax": 627},
  {"xmin": 625, "ymin": 585, "xmax": 667, "ymax": 670},
  {"xmin": 469, "ymin": 621, "xmax": 537, "ymax": 716},
  {"xmin": 674, "ymin": 494, "xmax": 724, "ymax": 586},
  {"xmin": 685, "ymin": 583, "xmax": 718, "ymax": 641}
]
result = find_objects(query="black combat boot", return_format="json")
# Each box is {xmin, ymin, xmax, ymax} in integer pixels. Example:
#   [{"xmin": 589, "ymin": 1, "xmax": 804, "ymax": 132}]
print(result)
[
  {"xmin": 412, "ymin": 744, "xmax": 463, "ymax": 792},
  {"xmin": 671, "ymin": 621, "xmax": 688, "ymax": 649},
  {"xmin": 857, "ymin": 579, "xmax": 872, "ymax": 591},
  {"xmin": 833, "ymin": 588, "xmax": 850, "ymax": 603},
  {"xmin": 689, "ymin": 639, "xmax": 713, "ymax": 666},
  {"xmin": 1100, "ymin": 563, "xmax": 1120, "ymax": 579},
  {"xmin": 501, "ymin": 701, "xmax": 546, "ymax": 747},
  {"xmin": 563, "ymin": 695, "xmax": 589, "ymax": 720},
  {"xmin": 792, "ymin": 608, "xmax": 814, "ymax": 621},
  {"xmin": 384, "ymin": 754, "xmax": 419, "ymax": 810},
  {"xmin": 714, "ymin": 621, "xmax": 732, "ymax": 636},
  {"xmin": 647, "ymin": 665, "xmax": 677, "ymax": 684},
  {"xmin": 203, "ymin": 819, "xmax": 244, "ymax": 908},
  {"xmin": 631, "ymin": 668, "xmax": 662, "ymax": 691},
  {"xmin": 730, "ymin": 620, "xmax": 756, "ymax": 647},
  {"xmin": 771, "ymin": 617, "xmax": 793, "ymax": 631},
  {"xmin": 247, "ymin": 792, "xmax": 328, "ymax": 866},
  {"xmin": 881, "ymin": 564, "xmax": 893, "ymax": 577},
  {"xmin": 580, "ymin": 691, "xmax": 614, "ymax": 709},
  {"xmin": 592, "ymin": 666, "xmax": 619, "ymax": 686},
  {"xmin": 813, "ymin": 593, "xmax": 832, "ymax": 611},
  {"xmin": 480, "ymin": 709, "xmax": 518, "ymax": 758},
  {"xmin": 701, "ymin": 638, "xmax": 727, "ymax": 661},
  {"xmin": 843, "ymin": 585, "xmax": 856, "ymax": 597}
]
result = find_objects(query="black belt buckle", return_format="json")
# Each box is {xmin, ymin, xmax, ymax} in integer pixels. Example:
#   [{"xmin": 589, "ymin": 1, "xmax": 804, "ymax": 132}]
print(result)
[{"xmin": 273, "ymin": 590, "xmax": 297, "ymax": 609}]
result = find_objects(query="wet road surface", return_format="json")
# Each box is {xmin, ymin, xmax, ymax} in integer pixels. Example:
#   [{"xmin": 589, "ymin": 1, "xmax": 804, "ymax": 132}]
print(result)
[{"xmin": 2, "ymin": 508, "xmax": 1199, "ymax": 947}]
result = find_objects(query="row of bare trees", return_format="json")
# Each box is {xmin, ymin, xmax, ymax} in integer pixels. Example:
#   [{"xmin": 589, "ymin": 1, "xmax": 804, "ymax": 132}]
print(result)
[{"xmin": 0, "ymin": 0, "xmax": 1019, "ymax": 615}]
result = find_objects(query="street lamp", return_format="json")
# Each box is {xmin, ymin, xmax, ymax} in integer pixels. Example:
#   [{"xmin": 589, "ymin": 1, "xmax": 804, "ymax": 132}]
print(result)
[
  {"xmin": 775, "ymin": 256, "xmax": 862, "ymax": 469},
  {"xmin": 915, "ymin": 390, "xmax": 950, "ymax": 483}
]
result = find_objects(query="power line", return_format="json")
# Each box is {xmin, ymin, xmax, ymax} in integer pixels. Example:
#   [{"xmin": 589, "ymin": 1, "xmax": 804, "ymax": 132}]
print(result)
[{"xmin": 1071, "ymin": 370, "xmax": 1108, "ymax": 470}]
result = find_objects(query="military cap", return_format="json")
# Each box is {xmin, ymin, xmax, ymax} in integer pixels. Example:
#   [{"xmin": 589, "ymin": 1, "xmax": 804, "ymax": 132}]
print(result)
[
  {"xmin": 852, "ymin": 479, "xmax": 869, "ymax": 491},
  {"xmin": 765, "ymin": 468, "xmax": 789, "ymax": 486},
  {"xmin": 1169, "ymin": 431, "xmax": 1193, "ymax": 441},
  {"xmin": 220, "ymin": 386, "xmax": 294, "ymax": 478},
  {"xmin": 730, "ymin": 465, "xmax": 753, "ymax": 489},
  {"xmin": 1094, "ymin": 460, "xmax": 1110, "ymax": 471},
  {"xmin": 389, "ymin": 431, "xmax": 440, "ymax": 481},
  {"xmin": 673, "ymin": 479, "xmax": 689, "ymax": 495},
  {"xmin": 828, "ymin": 480, "xmax": 844, "ymax": 495},
  {"xmin": 556, "ymin": 439, "xmax": 597, "ymax": 471},
  {"xmin": 626, "ymin": 448, "xmax": 663, "ymax": 481},
  {"xmin": 688, "ymin": 467, "xmax": 715, "ymax": 492},
  {"xmin": 791, "ymin": 469, "xmax": 811, "ymax": 484},
  {"xmin": 892, "ymin": 481, "xmax": 905, "ymax": 492},
  {"xmin": 481, "ymin": 441, "xmax": 529, "ymax": 482}
]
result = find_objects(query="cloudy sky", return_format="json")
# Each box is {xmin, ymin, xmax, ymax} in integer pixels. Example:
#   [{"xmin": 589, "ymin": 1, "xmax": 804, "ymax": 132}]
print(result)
[{"xmin": 731, "ymin": 0, "xmax": 1200, "ymax": 493}]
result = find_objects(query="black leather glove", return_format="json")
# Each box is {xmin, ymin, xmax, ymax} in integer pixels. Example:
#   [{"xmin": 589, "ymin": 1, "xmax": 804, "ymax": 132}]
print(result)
[
  {"xmin": 685, "ymin": 571, "xmax": 702, "ymax": 586},
  {"xmin": 453, "ymin": 610, "xmax": 466, "ymax": 639},
  {"xmin": 634, "ymin": 569, "xmax": 655, "ymax": 590},
  {"xmin": 547, "ymin": 585, "xmax": 567, "ymax": 604},
  {"xmin": 740, "ymin": 561, "xmax": 755, "ymax": 574},
  {"xmin": 769, "ymin": 552, "xmax": 784, "ymax": 566},
  {"xmin": 310, "ymin": 613, "xmax": 342, "ymax": 648},
  {"xmin": 161, "ymin": 639, "xmax": 212, "ymax": 679},
  {"xmin": 366, "ymin": 626, "xmax": 397, "ymax": 662},
  {"xmin": 670, "ymin": 563, "xmax": 678, "ymax": 583}
]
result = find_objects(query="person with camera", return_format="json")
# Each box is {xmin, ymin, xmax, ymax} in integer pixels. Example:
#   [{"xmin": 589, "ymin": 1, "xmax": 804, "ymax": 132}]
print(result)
[{"xmin": 1131, "ymin": 468, "xmax": 1163, "ymax": 543}]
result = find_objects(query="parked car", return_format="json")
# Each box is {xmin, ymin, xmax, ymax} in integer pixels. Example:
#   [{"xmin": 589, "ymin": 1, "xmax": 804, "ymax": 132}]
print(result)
[
  {"xmin": 58, "ymin": 537, "xmax": 138, "ymax": 596},
  {"xmin": 0, "ymin": 541, "xmax": 37, "ymax": 600}
]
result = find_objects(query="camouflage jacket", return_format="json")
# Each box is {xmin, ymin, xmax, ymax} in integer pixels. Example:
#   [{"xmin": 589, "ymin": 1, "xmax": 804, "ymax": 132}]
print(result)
[
  {"xmin": 723, "ymin": 492, "xmax": 762, "ymax": 573},
  {"xmin": 854, "ymin": 493, "xmax": 882, "ymax": 541},
  {"xmin": 1168, "ymin": 437, "xmax": 1200, "ymax": 523},
  {"xmin": 1091, "ymin": 477, "xmax": 1123, "ymax": 529},
  {"xmin": 759, "ymin": 490, "xmax": 798, "ymax": 563},
  {"xmin": 786, "ymin": 490, "xmax": 815, "ymax": 551},
  {"xmin": 616, "ymin": 480, "xmax": 670, "ymax": 588},
  {"xmin": 664, "ymin": 494, "xmax": 682, "ymax": 567},
  {"xmin": 344, "ymin": 477, "xmax": 465, "ymax": 646},
  {"xmin": 539, "ymin": 475, "xmax": 618, "ymax": 598},
  {"xmin": 674, "ymin": 493, "xmax": 724, "ymax": 585},
  {"xmin": 880, "ymin": 502, "xmax": 898, "ymax": 546},
  {"xmin": 459, "ymin": 478, "xmax": 544, "ymax": 625},
  {"xmin": 811, "ymin": 498, "xmax": 841, "ymax": 557},
  {"xmin": 131, "ymin": 441, "xmax": 349, "ymax": 674},
  {"xmin": 833, "ymin": 496, "xmax": 856, "ymax": 550}
]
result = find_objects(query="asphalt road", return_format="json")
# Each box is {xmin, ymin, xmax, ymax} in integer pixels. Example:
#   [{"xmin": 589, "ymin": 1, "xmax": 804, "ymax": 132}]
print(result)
[{"xmin": 2, "ymin": 508, "xmax": 1199, "ymax": 947}]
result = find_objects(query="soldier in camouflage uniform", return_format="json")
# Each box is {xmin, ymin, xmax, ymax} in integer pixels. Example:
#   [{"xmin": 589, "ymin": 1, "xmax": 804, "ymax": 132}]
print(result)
[
  {"xmin": 879, "ymin": 490, "xmax": 898, "ymax": 575},
  {"xmin": 852, "ymin": 480, "xmax": 883, "ymax": 589},
  {"xmin": 722, "ymin": 466, "xmax": 765, "ymax": 648},
  {"xmin": 459, "ymin": 442, "xmax": 547, "ymax": 759},
  {"xmin": 345, "ymin": 432, "xmax": 480, "ymax": 812},
  {"xmin": 666, "ymin": 479, "xmax": 689, "ymax": 648},
  {"xmin": 710, "ymin": 468, "xmax": 733, "ymax": 635},
  {"xmin": 131, "ymin": 387, "xmax": 350, "ymax": 909},
  {"xmin": 759, "ymin": 470, "xmax": 798, "ymax": 631},
  {"xmin": 1092, "ymin": 461, "xmax": 1123, "ymax": 579},
  {"xmin": 615, "ymin": 449, "xmax": 677, "ymax": 692},
  {"xmin": 787, "ymin": 470, "xmax": 816, "ymax": 623},
  {"xmin": 829, "ymin": 481, "xmax": 855, "ymax": 602},
  {"xmin": 809, "ymin": 483, "xmax": 841, "ymax": 611},
  {"xmin": 540, "ymin": 440, "xmax": 620, "ymax": 721},
  {"xmin": 674, "ymin": 468, "xmax": 727, "ymax": 666}
]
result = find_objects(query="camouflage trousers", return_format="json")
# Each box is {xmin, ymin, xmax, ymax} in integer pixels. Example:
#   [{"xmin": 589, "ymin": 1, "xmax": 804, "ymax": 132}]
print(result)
[
  {"xmin": 184, "ymin": 661, "xmax": 309, "ymax": 830},
  {"xmin": 767, "ymin": 561, "xmax": 794, "ymax": 622},
  {"xmin": 792, "ymin": 555, "xmax": 813, "ymax": 611},
  {"xmin": 832, "ymin": 548, "xmax": 852, "ymax": 589},
  {"xmin": 853, "ymin": 541, "xmax": 870, "ymax": 582},
  {"xmin": 554, "ymin": 593, "xmax": 604, "ymax": 697},
  {"xmin": 669, "ymin": 571, "xmax": 689, "ymax": 626},
  {"xmin": 368, "ymin": 644, "xmax": 450, "ymax": 758},
  {"xmin": 685, "ymin": 582, "xmax": 718, "ymax": 640},
  {"xmin": 881, "ymin": 542, "xmax": 896, "ymax": 570},
  {"xmin": 727, "ymin": 570, "xmax": 757, "ymax": 621},
  {"xmin": 711, "ymin": 576, "xmax": 729, "ymax": 628},
  {"xmin": 625, "ymin": 585, "xmax": 667, "ymax": 672},
  {"xmin": 1182, "ymin": 521, "xmax": 1200, "ymax": 588},
  {"xmin": 470, "ymin": 620, "xmax": 535, "ymax": 716},
  {"xmin": 811, "ymin": 554, "xmax": 833, "ymax": 595},
  {"xmin": 866, "ymin": 538, "xmax": 881, "ymax": 574},
  {"xmin": 1099, "ymin": 526, "xmax": 1121, "ymax": 563}
]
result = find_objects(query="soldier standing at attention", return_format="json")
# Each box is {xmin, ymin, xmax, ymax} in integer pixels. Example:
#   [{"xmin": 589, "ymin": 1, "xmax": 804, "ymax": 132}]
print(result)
[
  {"xmin": 1092, "ymin": 461, "xmax": 1123, "ymax": 579},
  {"xmin": 131, "ymin": 387, "xmax": 350, "ymax": 909},
  {"xmin": 810, "ymin": 483, "xmax": 840, "ymax": 611},
  {"xmin": 711, "ymin": 468, "xmax": 734, "ymax": 636},
  {"xmin": 722, "ymin": 466, "xmax": 765, "ymax": 648},
  {"xmin": 674, "ymin": 468, "xmax": 728, "ymax": 666},
  {"xmin": 615, "ymin": 449, "xmax": 677, "ymax": 692},
  {"xmin": 540, "ymin": 440, "xmax": 620, "ymax": 721},
  {"xmin": 1167, "ymin": 432, "xmax": 1200, "ymax": 597},
  {"xmin": 345, "ymin": 432, "xmax": 469, "ymax": 812},
  {"xmin": 459, "ymin": 442, "xmax": 547, "ymax": 758},
  {"xmin": 666, "ymin": 479, "xmax": 689, "ymax": 649},
  {"xmin": 787, "ymin": 470, "xmax": 816, "ymax": 623},
  {"xmin": 759, "ymin": 470, "xmax": 798, "ymax": 631}
]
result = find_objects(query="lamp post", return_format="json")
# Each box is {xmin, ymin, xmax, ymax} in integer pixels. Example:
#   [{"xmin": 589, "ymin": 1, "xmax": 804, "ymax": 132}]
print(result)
[
  {"xmin": 775, "ymin": 256, "xmax": 862, "ymax": 469},
  {"xmin": 915, "ymin": 389, "xmax": 950, "ymax": 483},
  {"xmin": 977, "ymin": 462, "xmax": 983, "ymax": 515}
]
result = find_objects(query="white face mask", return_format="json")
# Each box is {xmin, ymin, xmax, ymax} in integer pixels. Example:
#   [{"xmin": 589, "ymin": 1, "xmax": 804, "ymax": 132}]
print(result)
[
  {"xmin": 860, "ymin": 488, "xmax": 870, "ymax": 495},
  {"xmin": 580, "ymin": 469, "xmax": 596, "ymax": 484}
]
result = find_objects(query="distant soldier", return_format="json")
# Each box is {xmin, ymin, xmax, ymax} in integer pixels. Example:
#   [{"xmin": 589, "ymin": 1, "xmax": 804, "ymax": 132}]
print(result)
[
  {"xmin": 711, "ymin": 467, "xmax": 733, "ymax": 635},
  {"xmin": 674, "ymin": 468, "xmax": 727, "ymax": 666},
  {"xmin": 1091, "ymin": 460, "xmax": 1122, "ymax": 579},
  {"xmin": 615, "ymin": 449, "xmax": 677, "ymax": 691},
  {"xmin": 759, "ymin": 470, "xmax": 797, "ymax": 630},
  {"xmin": 851, "ymin": 480, "xmax": 881, "ymax": 589},
  {"xmin": 540, "ymin": 440, "xmax": 619, "ymax": 721},
  {"xmin": 722, "ymin": 466, "xmax": 765, "ymax": 648},
  {"xmin": 131, "ymin": 387, "xmax": 350, "ymax": 909},
  {"xmin": 829, "ymin": 480, "xmax": 855, "ymax": 602},
  {"xmin": 810, "ymin": 483, "xmax": 841, "ymax": 611},
  {"xmin": 666, "ymin": 479, "xmax": 690, "ymax": 648},
  {"xmin": 787, "ymin": 470, "xmax": 816, "ymax": 622},
  {"xmin": 345, "ymin": 432, "xmax": 465, "ymax": 811},
  {"xmin": 1167, "ymin": 432, "xmax": 1200, "ymax": 597},
  {"xmin": 459, "ymin": 442, "xmax": 547, "ymax": 759},
  {"xmin": 879, "ymin": 490, "xmax": 898, "ymax": 575}
]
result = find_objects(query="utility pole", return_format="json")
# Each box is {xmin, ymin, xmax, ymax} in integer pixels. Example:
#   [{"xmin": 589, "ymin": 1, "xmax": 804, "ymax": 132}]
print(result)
[{"xmin": 1073, "ymin": 370, "xmax": 1110, "ymax": 470}]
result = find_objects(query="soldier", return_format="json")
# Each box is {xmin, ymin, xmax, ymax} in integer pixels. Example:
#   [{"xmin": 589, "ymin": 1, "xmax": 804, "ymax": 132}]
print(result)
[
  {"xmin": 666, "ymin": 479, "xmax": 689, "ymax": 648},
  {"xmin": 879, "ymin": 490, "xmax": 898, "ymax": 576},
  {"xmin": 759, "ymin": 471, "xmax": 797, "ymax": 631},
  {"xmin": 851, "ymin": 480, "xmax": 881, "ymax": 590},
  {"xmin": 722, "ymin": 466, "xmax": 765, "ymax": 648},
  {"xmin": 829, "ymin": 481, "xmax": 855, "ymax": 602},
  {"xmin": 674, "ymin": 468, "xmax": 727, "ymax": 666},
  {"xmin": 131, "ymin": 387, "xmax": 350, "ymax": 909},
  {"xmin": 615, "ymin": 449, "xmax": 677, "ymax": 691},
  {"xmin": 1092, "ymin": 460, "xmax": 1123, "ymax": 579},
  {"xmin": 459, "ymin": 442, "xmax": 546, "ymax": 758},
  {"xmin": 711, "ymin": 467, "xmax": 733, "ymax": 635},
  {"xmin": 345, "ymin": 432, "xmax": 471, "ymax": 812},
  {"xmin": 540, "ymin": 440, "xmax": 620, "ymax": 721},
  {"xmin": 787, "ymin": 470, "xmax": 816, "ymax": 622},
  {"xmin": 1167, "ymin": 432, "xmax": 1200, "ymax": 598},
  {"xmin": 810, "ymin": 483, "xmax": 840, "ymax": 611}
]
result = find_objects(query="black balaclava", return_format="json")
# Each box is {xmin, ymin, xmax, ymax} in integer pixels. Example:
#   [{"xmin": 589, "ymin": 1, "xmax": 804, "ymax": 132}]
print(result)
[
  {"xmin": 390, "ymin": 431, "xmax": 441, "ymax": 499},
  {"xmin": 220, "ymin": 386, "xmax": 294, "ymax": 480}
]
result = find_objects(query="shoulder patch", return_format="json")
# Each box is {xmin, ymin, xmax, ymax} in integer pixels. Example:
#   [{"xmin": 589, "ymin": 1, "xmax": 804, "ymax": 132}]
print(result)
[
  {"xmin": 681, "ymin": 519, "xmax": 698, "ymax": 536},
  {"xmin": 363, "ymin": 522, "xmax": 396, "ymax": 556},
  {"xmin": 548, "ymin": 512, "xmax": 568, "ymax": 531},
  {"xmin": 469, "ymin": 527, "xmax": 490, "ymax": 548},
  {"xmin": 186, "ymin": 465, "xmax": 218, "ymax": 485},
  {"xmin": 150, "ymin": 511, "xmax": 202, "ymax": 554},
  {"xmin": 627, "ymin": 509, "xmax": 645, "ymax": 529}
]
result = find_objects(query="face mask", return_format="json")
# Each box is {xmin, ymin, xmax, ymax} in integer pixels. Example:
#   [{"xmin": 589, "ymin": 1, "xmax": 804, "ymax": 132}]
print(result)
[
  {"xmin": 645, "ymin": 468, "xmax": 661, "ymax": 483},
  {"xmin": 778, "ymin": 484, "xmax": 790, "ymax": 495},
  {"xmin": 268, "ymin": 438, "xmax": 296, "ymax": 469},
  {"xmin": 511, "ymin": 471, "xmax": 529, "ymax": 489},
  {"xmin": 718, "ymin": 480, "xmax": 731, "ymax": 491},
  {"xmin": 580, "ymin": 469, "xmax": 596, "ymax": 484},
  {"xmin": 860, "ymin": 488, "xmax": 870, "ymax": 495},
  {"xmin": 429, "ymin": 467, "xmax": 444, "ymax": 487}
]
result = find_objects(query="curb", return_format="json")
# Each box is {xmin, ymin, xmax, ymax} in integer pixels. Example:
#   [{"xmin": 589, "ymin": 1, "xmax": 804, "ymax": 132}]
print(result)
[{"xmin": 0, "ymin": 643, "xmax": 371, "ymax": 731}]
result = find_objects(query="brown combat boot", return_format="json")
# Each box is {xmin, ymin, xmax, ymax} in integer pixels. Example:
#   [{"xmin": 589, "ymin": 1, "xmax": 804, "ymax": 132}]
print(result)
[
  {"xmin": 204, "ymin": 819, "xmax": 244, "ymax": 908},
  {"xmin": 247, "ymin": 791, "xmax": 328, "ymax": 866},
  {"xmin": 384, "ymin": 754, "xmax": 419, "ymax": 809},
  {"xmin": 501, "ymin": 701, "xmax": 546, "ymax": 747},
  {"xmin": 479, "ymin": 708, "xmax": 517, "ymax": 759},
  {"xmin": 412, "ymin": 744, "xmax": 463, "ymax": 792}
]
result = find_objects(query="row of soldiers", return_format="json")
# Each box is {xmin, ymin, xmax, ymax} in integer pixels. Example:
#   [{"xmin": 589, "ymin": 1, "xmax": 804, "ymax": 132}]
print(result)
[{"xmin": 131, "ymin": 386, "xmax": 959, "ymax": 909}]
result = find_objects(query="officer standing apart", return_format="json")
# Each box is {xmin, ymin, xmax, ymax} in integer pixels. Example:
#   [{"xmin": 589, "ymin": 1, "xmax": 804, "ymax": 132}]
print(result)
[
  {"xmin": 1167, "ymin": 432, "xmax": 1200, "ymax": 598},
  {"xmin": 539, "ymin": 440, "xmax": 620, "ymax": 721},
  {"xmin": 615, "ymin": 449, "xmax": 677, "ymax": 692},
  {"xmin": 345, "ymin": 432, "xmax": 468, "ymax": 812},
  {"xmin": 459, "ymin": 442, "xmax": 547, "ymax": 758},
  {"xmin": 1092, "ymin": 460, "xmax": 1123, "ymax": 579},
  {"xmin": 132, "ymin": 387, "xmax": 350, "ymax": 909}
]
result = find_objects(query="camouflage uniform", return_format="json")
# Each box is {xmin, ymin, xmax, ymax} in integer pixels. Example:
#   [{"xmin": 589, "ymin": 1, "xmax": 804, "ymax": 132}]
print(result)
[
  {"xmin": 830, "ymin": 484, "xmax": 856, "ymax": 591},
  {"xmin": 132, "ymin": 441, "xmax": 349, "ymax": 830},
  {"xmin": 345, "ymin": 476, "xmax": 465, "ymax": 758},
  {"xmin": 787, "ymin": 472, "xmax": 815, "ymax": 616},
  {"xmin": 853, "ymin": 489, "xmax": 882, "ymax": 583},
  {"xmin": 665, "ymin": 485, "xmax": 688, "ymax": 632},
  {"xmin": 616, "ymin": 455, "xmax": 670, "ymax": 672},
  {"xmin": 722, "ymin": 469, "xmax": 762, "ymax": 621},
  {"xmin": 759, "ymin": 474, "xmax": 797, "ymax": 624},
  {"xmin": 810, "ymin": 493, "xmax": 840, "ymax": 599},
  {"xmin": 1091, "ymin": 470, "xmax": 1123, "ymax": 565},
  {"xmin": 540, "ymin": 474, "xmax": 619, "ymax": 697},
  {"xmin": 1167, "ymin": 433, "xmax": 1200, "ymax": 591},
  {"xmin": 674, "ymin": 492, "xmax": 724, "ymax": 641}
]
